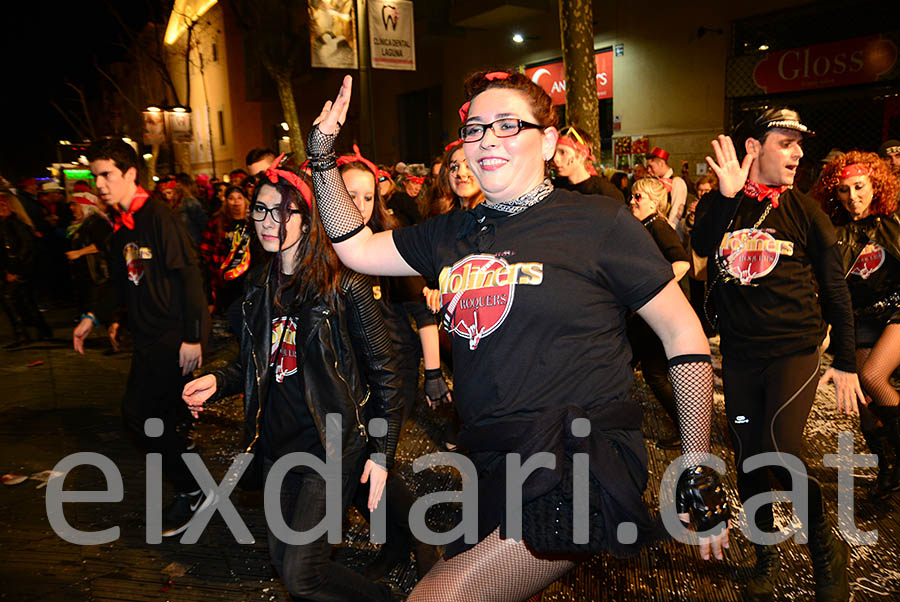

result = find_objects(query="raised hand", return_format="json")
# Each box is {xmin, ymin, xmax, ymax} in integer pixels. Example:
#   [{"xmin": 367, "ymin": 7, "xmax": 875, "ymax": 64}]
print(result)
[
  {"xmin": 312, "ymin": 75, "xmax": 353, "ymax": 137},
  {"xmin": 705, "ymin": 135, "xmax": 753, "ymax": 198}
]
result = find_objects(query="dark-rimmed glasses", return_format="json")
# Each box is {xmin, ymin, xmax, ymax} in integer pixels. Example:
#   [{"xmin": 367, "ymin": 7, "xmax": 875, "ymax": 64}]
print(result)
[
  {"xmin": 459, "ymin": 118, "xmax": 543, "ymax": 143},
  {"xmin": 250, "ymin": 204, "xmax": 301, "ymax": 223}
]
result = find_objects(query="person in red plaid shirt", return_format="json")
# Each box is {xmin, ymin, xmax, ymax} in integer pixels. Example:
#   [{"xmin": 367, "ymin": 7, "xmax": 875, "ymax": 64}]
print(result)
[{"xmin": 200, "ymin": 185, "xmax": 252, "ymax": 314}]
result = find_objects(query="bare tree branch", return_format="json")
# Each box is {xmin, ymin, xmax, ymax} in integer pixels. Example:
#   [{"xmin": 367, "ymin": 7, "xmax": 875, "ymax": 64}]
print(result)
[
  {"xmin": 49, "ymin": 100, "xmax": 87, "ymax": 141},
  {"xmin": 95, "ymin": 60, "xmax": 143, "ymax": 114}
]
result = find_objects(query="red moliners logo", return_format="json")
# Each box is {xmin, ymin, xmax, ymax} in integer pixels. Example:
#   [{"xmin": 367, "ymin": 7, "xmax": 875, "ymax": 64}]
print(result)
[
  {"xmin": 717, "ymin": 229, "xmax": 794, "ymax": 285},
  {"xmin": 438, "ymin": 254, "xmax": 543, "ymax": 350},
  {"xmin": 850, "ymin": 242, "xmax": 885, "ymax": 280},
  {"xmin": 123, "ymin": 242, "xmax": 144, "ymax": 286},
  {"xmin": 271, "ymin": 317, "xmax": 298, "ymax": 383}
]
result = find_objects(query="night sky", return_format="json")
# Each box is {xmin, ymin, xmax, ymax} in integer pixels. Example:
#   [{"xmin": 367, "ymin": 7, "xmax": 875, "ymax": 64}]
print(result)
[{"xmin": 0, "ymin": 1, "xmax": 158, "ymax": 181}]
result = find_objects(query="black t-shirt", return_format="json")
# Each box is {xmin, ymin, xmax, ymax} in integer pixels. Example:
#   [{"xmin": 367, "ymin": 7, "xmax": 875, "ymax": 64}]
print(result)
[
  {"xmin": 110, "ymin": 197, "xmax": 204, "ymax": 347},
  {"xmin": 262, "ymin": 285, "xmax": 325, "ymax": 463},
  {"xmin": 642, "ymin": 214, "xmax": 688, "ymax": 264},
  {"xmin": 555, "ymin": 175, "xmax": 625, "ymax": 202},
  {"xmin": 845, "ymin": 237, "xmax": 900, "ymax": 313},
  {"xmin": 393, "ymin": 188, "xmax": 673, "ymax": 428},
  {"xmin": 694, "ymin": 189, "xmax": 847, "ymax": 363},
  {"xmin": 387, "ymin": 192, "xmax": 421, "ymax": 227}
]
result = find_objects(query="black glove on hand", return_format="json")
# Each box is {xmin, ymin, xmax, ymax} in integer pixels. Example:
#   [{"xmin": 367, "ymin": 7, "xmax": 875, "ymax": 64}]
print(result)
[
  {"xmin": 424, "ymin": 368, "xmax": 451, "ymax": 407},
  {"xmin": 676, "ymin": 465, "xmax": 730, "ymax": 534}
]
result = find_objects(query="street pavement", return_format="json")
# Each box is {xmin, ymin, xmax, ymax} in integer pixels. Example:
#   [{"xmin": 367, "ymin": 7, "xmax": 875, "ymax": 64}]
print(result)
[{"xmin": 2, "ymin": 306, "xmax": 900, "ymax": 601}]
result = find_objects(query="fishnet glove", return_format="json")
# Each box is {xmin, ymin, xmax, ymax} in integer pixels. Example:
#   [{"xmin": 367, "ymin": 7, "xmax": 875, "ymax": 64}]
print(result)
[
  {"xmin": 424, "ymin": 368, "xmax": 452, "ymax": 407},
  {"xmin": 668, "ymin": 355, "xmax": 714, "ymax": 469},
  {"xmin": 306, "ymin": 124, "xmax": 365, "ymax": 242}
]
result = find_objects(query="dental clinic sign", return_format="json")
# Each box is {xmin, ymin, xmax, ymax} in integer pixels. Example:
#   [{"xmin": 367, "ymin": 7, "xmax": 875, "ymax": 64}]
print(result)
[
  {"xmin": 368, "ymin": 0, "xmax": 415, "ymax": 71},
  {"xmin": 524, "ymin": 49, "xmax": 614, "ymax": 106}
]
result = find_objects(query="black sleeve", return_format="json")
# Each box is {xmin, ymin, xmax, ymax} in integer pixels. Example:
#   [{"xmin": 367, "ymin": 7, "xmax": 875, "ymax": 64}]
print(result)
[
  {"xmin": 596, "ymin": 207, "xmax": 675, "ymax": 311},
  {"xmin": 651, "ymin": 219, "xmax": 690, "ymax": 263},
  {"xmin": 342, "ymin": 271, "xmax": 404, "ymax": 469},
  {"xmin": 211, "ymin": 358, "xmax": 245, "ymax": 401},
  {"xmin": 96, "ymin": 236, "xmax": 127, "ymax": 327},
  {"xmin": 807, "ymin": 208, "xmax": 856, "ymax": 372},
  {"xmin": 392, "ymin": 219, "xmax": 442, "ymax": 281},
  {"xmin": 176, "ymin": 265, "xmax": 207, "ymax": 343},
  {"xmin": 692, "ymin": 191, "xmax": 742, "ymax": 257}
]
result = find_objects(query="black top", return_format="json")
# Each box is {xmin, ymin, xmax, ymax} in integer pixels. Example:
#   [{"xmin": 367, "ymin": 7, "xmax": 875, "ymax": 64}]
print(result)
[
  {"xmin": 262, "ymin": 285, "xmax": 325, "ymax": 464},
  {"xmin": 108, "ymin": 196, "xmax": 207, "ymax": 347},
  {"xmin": 386, "ymin": 191, "xmax": 421, "ymax": 227},
  {"xmin": 692, "ymin": 189, "xmax": 855, "ymax": 371},
  {"xmin": 555, "ymin": 175, "xmax": 625, "ymax": 202},
  {"xmin": 642, "ymin": 214, "xmax": 689, "ymax": 264},
  {"xmin": 393, "ymin": 188, "xmax": 674, "ymax": 428}
]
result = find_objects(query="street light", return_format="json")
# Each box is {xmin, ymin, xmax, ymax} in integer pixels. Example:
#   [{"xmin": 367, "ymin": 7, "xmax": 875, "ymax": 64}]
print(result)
[
  {"xmin": 281, "ymin": 122, "xmax": 289, "ymax": 131},
  {"xmin": 512, "ymin": 33, "xmax": 524, "ymax": 44}
]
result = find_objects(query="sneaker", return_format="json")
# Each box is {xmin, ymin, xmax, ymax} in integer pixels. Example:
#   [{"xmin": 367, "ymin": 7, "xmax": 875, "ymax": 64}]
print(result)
[{"xmin": 161, "ymin": 490, "xmax": 217, "ymax": 537}]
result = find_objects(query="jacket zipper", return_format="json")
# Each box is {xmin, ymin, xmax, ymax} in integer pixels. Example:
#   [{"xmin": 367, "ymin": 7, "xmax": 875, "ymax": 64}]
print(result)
[
  {"xmin": 243, "ymin": 295, "xmax": 263, "ymax": 454},
  {"xmin": 324, "ymin": 317, "xmax": 369, "ymax": 443}
]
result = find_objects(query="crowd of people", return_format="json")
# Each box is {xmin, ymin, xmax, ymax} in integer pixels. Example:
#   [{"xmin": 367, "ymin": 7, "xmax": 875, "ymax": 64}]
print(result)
[{"xmin": 1, "ymin": 67, "xmax": 899, "ymax": 602}]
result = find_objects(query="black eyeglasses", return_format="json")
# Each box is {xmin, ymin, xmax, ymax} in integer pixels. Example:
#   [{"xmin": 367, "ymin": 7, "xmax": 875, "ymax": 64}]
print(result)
[
  {"xmin": 250, "ymin": 204, "xmax": 301, "ymax": 223},
  {"xmin": 459, "ymin": 118, "xmax": 543, "ymax": 143}
]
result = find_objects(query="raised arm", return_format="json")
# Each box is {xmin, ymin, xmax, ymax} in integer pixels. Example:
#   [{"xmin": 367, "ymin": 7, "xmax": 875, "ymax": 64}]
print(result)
[{"xmin": 307, "ymin": 75, "xmax": 418, "ymax": 277}]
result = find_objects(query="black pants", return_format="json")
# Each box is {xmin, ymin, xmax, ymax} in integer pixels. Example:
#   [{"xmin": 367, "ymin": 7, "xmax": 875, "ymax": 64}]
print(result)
[
  {"xmin": 723, "ymin": 348, "xmax": 824, "ymax": 532},
  {"xmin": 264, "ymin": 455, "xmax": 391, "ymax": 602},
  {"xmin": 381, "ymin": 301, "xmax": 423, "ymax": 422},
  {"xmin": 627, "ymin": 315, "xmax": 679, "ymax": 427},
  {"xmin": 1, "ymin": 278, "xmax": 51, "ymax": 337},
  {"xmin": 122, "ymin": 338, "xmax": 197, "ymax": 493}
]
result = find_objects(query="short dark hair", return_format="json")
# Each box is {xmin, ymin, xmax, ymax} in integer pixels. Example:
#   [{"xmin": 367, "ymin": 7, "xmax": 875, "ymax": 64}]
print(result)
[
  {"xmin": 245, "ymin": 148, "xmax": 276, "ymax": 167},
  {"xmin": 86, "ymin": 138, "xmax": 139, "ymax": 178}
]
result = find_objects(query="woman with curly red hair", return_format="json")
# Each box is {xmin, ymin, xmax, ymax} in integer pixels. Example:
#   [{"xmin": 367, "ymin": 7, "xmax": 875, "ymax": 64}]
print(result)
[{"xmin": 813, "ymin": 150, "xmax": 900, "ymax": 499}]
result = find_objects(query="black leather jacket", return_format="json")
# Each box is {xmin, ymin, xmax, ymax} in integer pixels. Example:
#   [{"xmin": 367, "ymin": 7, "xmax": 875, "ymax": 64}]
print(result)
[
  {"xmin": 834, "ymin": 209, "xmax": 900, "ymax": 276},
  {"xmin": 210, "ymin": 260, "xmax": 404, "ymax": 470}
]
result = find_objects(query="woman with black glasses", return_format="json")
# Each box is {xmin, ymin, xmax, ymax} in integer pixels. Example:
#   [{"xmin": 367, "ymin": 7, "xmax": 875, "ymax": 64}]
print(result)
[
  {"xmin": 304, "ymin": 71, "xmax": 729, "ymax": 601},
  {"xmin": 182, "ymin": 159, "xmax": 404, "ymax": 602}
]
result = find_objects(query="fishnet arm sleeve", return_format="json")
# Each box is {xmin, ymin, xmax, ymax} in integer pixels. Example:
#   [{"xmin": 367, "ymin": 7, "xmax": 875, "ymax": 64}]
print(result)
[
  {"xmin": 306, "ymin": 125, "xmax": 365, "ymax": 242},
  {"xmin": 668, "ymin": 354, "xmax": 714, "ymax": 468}
]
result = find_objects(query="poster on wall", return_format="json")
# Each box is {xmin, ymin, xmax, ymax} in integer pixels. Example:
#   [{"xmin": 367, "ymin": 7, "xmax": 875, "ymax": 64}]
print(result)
[
  {"xmin": 309, "ymin": 0, "xmax": 359, "ymax": 69},
  {"xmin": 167, "ymin": 111, "xmax": 193, "ymax": 143},
  {"xmin": 142, "ymin": 111, "xmax": 165, "ymax": 145},
  {"xmin": 368, "ymin": 0, "xmax": 415, "ymax": 71}
]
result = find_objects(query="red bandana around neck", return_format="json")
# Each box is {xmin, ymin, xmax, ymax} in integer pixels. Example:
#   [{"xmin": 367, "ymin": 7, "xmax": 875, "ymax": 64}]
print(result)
[
  {"xmin": 658, "ymin": 177, "xmax": 673, "ymax": 193},
  {"xmin": 743, "ymin": 180, "xmax": 789, "ymax": 208},
  {"xmin": 114, "ymin": 187, "xmax": 149, "ymax": 232}
]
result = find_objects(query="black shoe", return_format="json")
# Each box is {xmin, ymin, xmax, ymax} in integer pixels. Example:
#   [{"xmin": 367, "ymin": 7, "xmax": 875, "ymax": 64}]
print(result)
[
  {"xmin": 808, "ymin": 519, "xmax": 849, "ymax": 602},
  {"xmin": 743, "ymin": 544, "xmax": 781, "ymax": 600},
  {"xmin": 861, "ymin": 427, "xmax": 900, "ymax": 499},
  {"xmin": 161, "ymin": 490, "xmax": 217, "ymax": 537},
  {"xmin": 364, "ymin": 542, "xmax": 410, "ymax": 581},
  {"xmin": 412, "ymin": 541, "xmax": 441, "ymax": 579},
  {"xmin": 655, "ymin": 434, "xmax": 682, "ymax": 450}
]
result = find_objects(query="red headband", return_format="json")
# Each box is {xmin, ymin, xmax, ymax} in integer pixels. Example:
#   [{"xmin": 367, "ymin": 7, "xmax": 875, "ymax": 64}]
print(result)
[
  {"xmin": 158, "ymin": 180, "xmax": 177, "ymax": 191},
  {"xmin": 444, "ymin": 139, "xmax": 462, "ymax": 152},
  {"xmin": 406, "ymin": 175, "xmax": 425, "ymax": 185},
  {"xmin": 265, "ymin": 153, "xmax": 312, "ymax": 208},
  {"xmin": 839, "ymin": 164, "xmax": 872, "ymax": 180},
  {"xmin": 556, "ymin": 136, "xmax": 589, "ymax": 156},
  {"xmin": 458, "ymin": 101, "xmax": 470, "ymax": 122},
  {"xmin": 484, "ymin": 71, "xmax": 510, "ymax": 81},
  {"xmin": 337, "ymin": 144, "xmax": 378, "ymax": 177}
]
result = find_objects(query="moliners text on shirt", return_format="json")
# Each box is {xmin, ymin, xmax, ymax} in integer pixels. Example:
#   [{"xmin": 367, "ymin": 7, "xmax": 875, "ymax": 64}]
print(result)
[{"xmin": 438, "ymin": 253, "xmax": 543, "ymax": 350}]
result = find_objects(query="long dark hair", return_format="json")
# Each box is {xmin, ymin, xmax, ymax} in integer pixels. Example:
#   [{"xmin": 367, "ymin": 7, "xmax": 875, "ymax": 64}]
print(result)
[{"xmin": 252, "ymin": 174, "xmax": 342, "ymax": 309}]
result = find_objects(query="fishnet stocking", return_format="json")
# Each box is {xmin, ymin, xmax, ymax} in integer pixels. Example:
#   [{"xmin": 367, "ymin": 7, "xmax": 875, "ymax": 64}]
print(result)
[
  {"xmin": 668, "ymin": 357, "xmax": 714, "ymax": 468},
  {"xmin": 407, "ymin": 528, "xmax": 574, "ymax": 602},
  {"xmin": 306, "ymin": 125, "xmax": 365, "ymax": 241},
  {"xmin": 859, "ymin": 323, "xmax": 900, "ymax": 408}
]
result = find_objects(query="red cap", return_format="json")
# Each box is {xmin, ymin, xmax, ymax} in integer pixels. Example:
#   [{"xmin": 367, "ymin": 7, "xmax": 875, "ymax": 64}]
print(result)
[{"xmin": 647, "ymin": 147, "xmax": 669, "ymax": 162}]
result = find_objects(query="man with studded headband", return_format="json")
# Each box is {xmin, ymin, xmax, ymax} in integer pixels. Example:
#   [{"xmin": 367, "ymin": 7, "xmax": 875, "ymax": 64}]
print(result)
[{"xmin": 693, "ymin": 108, "xmax": 862, "ymax": 601}]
